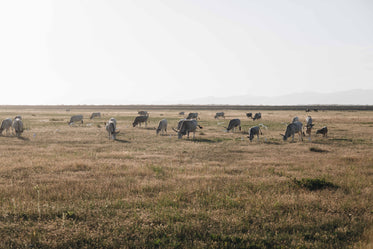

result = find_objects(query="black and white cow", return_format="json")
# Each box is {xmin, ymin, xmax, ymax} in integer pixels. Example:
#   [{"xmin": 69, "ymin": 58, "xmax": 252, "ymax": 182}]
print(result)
[
  {"xmin": 316, "ymin": 126, "xmax": 328, "ymax": 137},
  {"xmin": 248, "ymin": 126, "xmax": 262, "ymax": 142},
  {"xmin": 252, "ymin": 113, "xmax": 261, "ymax": 121},
  {"xmin": 226, "ymin": 119, "xmax": 241, "ymax": 132},
  {"xmin": 214, "ymin": 112, "xmax": 225, "ymax": 119},
  {"xmin": 186, "ymin": 112, "xmax": 199, "ymax": 120},
  {"xmin": 133, "ymin": 115, "xmax": 149, "ymax": 127},
  {"xmin": 173, "ymin": 119, "xmax": 202, "ymax": 139},
  {"xmin": 281, "ymin": 121, "xmax": 303, "ymax": 142}
]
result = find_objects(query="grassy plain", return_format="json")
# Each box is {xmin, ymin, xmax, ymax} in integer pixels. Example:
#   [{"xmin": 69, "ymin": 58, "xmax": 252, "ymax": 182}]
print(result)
[{"xmin": 0, "ymin": 106, "xmax": 372, "ymax": 248}]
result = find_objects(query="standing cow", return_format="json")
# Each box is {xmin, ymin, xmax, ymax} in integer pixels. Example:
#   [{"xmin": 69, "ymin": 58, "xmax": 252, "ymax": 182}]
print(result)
[
  {"xmin": 304, "ymin": 116, "xmax": 314, "ymax": 141},
  {"xmin": 316, "ymin": 126, "xmax": 328, "ymax": 137},
  {"xmin": 12, "ymin": 118, "xmax": 24, "ymax": 137},
  {"xmin": 0, "ymin": 118, "xmax": 13, "ymax": 135}
]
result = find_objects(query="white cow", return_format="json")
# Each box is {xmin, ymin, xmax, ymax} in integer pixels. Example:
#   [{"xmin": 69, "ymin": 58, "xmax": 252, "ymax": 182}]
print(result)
[
  {"xmin": 156, "ymin": 119, "xmax": 167, "ymax": 135},
  {"xmin": 105, "ymin": 118, "xmax": 119, "ymax": 140},
  {"xmin": 305, "ymin": 116, "xmax": 314, "ymax": 141},
  {"xmin": 0, "ymin": 118, "xmax": 13, "ymax": 135},
  {"xmin": 12, "ymin": 118, "xmax": 24, "ymax": 137}
]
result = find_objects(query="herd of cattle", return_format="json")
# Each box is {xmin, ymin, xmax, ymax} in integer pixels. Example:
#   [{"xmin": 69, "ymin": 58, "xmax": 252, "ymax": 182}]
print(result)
[{"xmin": 0, "ymin": 111, "xmax": 328, "ymax": 142}]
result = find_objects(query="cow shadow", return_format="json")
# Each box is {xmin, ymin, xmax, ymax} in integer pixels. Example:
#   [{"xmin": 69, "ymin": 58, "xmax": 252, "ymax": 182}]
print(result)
[
  {"xmin": 189, "ymin": 138, "xmax": 224, "ymax": 143},
  {"xmin": 17, "ymin": 136, "xmax": 30, "ymax": 141},
  {"xmin": 114, "ymin": 139, "xmax": 130, "ymax": 143}
]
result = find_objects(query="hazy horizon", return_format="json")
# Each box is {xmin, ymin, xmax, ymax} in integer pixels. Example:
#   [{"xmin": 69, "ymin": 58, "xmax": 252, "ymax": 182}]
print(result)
[{"xmin": 1, "ymin": 1, "xmax": 372, "ymax": 105}]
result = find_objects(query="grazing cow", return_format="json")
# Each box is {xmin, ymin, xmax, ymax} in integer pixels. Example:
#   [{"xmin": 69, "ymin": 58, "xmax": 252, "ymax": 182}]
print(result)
[
  {"xmin": 214, "ymin": 112, "xmax": 225, "ymax": 119},
  {"xmin": 246, "ymin": 113, "xmax": 253, "ymax": 118},
  {"xmin": 105, "ymin": 118, "xmax": 119, "ymax": 140},
  {"xmin": 68, "ymin": 115, "xmax": 83, "ymax": 125},
  {"xmin": 248, "ymin": 126, "xmax": 262, "ymax": 142},
  {"xmin": 281, "ymin": 121, "xmax": 303, "ymax": 142},
  {"xmin": 90, "ymin": 112, "xmax": 101, "ymax": 119},
  {"xmin": 138, "ymin": 111, "xmax": 148, "ymax": 116},
  {"xmin": 316, "ymin": 126, "xmax": 328, "ymax": 137},
  {"xmin": 0, "ymin": 118, "xmax": 13, "ymax": 135},
  {"xmin": 252, "ymin": 112, "xmax": 261, "ymax": 121},
  {"xmin": 305, "ymin": 108, "xmax": 311, "ymax": 112},
  {"xmin": 133, "ymin": 115, "xmax": 149, "ymax": 127},
  {"xmin": 304, "ymin": 116, "xmax": 314, "ymax": 140},
  {"xmin": 176, "ymin": 119, "xmax": 187, "ymax": 131},
  {"xmin": 156, "ymin": 119, "xmax": 167, "ymax": 135},
  {"xmin": 226, "ymin": 119, "xmax": 241, "ymax": 132},
  {"xmin": 173, "ymin": 119, "xmax": 202, "ymax": 139},
  {"xmin": 186, "ymin": 112, "xmax": 199, "ymax": 120},
  {"xmin": 179, "ymin": 112, "xmax": 185, "ymax": 116},
  {"xmin": 292, "ymin": 116, "xmax": 299, "ymax": 123},
  {"xmin": 107, "ymin": 117, "xmax": 117, "ymax": 127},
  {"xmin": 12, "ymin": 118, "xmax": 24, "ymax": 137},
  {"xmin": 313, "ymin": 109, "xmax": 318, "ymax": 112}
]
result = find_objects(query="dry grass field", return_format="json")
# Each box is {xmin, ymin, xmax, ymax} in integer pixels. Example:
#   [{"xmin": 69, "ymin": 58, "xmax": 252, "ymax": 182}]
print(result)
[{"xmin": 0, "ymin": 106, "xmax": 372, "ymax": 248}]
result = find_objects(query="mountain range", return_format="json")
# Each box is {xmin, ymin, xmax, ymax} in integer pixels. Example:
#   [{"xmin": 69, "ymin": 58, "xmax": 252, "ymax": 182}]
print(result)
[{"xmin": 168, "ymin": 89, "xmax": 373, "ymax": 105}]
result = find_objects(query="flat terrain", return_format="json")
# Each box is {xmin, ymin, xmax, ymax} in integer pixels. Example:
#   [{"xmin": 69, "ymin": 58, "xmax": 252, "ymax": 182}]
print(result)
[{"xmin": 0, "ymin": 106, "xmax": 372, "ymax": 248}]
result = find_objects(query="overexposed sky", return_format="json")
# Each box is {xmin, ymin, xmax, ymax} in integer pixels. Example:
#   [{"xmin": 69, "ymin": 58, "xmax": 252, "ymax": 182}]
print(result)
[{"xmin": 0, "ymin": 0, "xmax": 372, "ymax": 105}]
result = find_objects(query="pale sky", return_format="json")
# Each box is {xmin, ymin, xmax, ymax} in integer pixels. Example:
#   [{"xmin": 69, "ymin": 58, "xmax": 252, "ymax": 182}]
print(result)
[{"xmin": 0, "ymin": 0, "xmax": 372, "ymax": 105}]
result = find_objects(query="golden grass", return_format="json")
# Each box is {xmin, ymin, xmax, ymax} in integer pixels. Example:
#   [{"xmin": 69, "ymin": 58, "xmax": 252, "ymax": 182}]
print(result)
[{"xmin": 0, "ymin": 106, "xmax": 372, "ymax": 248}]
